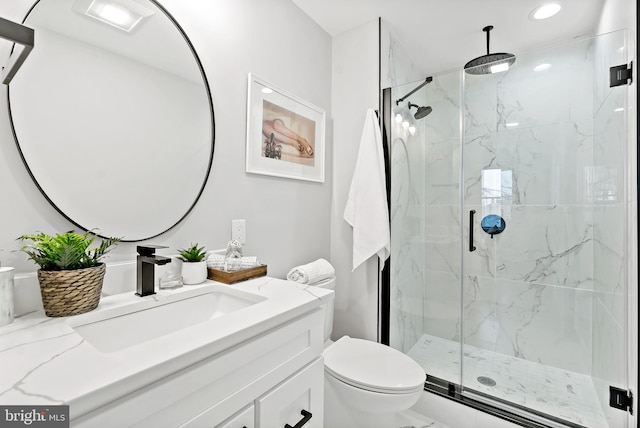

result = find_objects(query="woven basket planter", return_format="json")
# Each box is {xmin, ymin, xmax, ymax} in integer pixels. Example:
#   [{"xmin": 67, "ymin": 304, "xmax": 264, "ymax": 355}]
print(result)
[{"xmin": 37, "ymin": 263, "xmax": 106, "ymax": 317}]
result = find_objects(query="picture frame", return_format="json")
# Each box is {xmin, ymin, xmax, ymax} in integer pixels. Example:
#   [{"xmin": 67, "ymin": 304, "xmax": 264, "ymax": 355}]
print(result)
[{"xmin": 246, "ymin": 74, "xmax": 326, "ymax": 182}]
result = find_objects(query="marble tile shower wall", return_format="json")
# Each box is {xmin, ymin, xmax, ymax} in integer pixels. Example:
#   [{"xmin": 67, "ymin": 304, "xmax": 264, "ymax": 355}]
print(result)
[
  {"xmin": 390, "ymin": 70, "xmax": 463, "ymax": 355},
  {"xmin": 420, "ymin": 71, "xmax": 463, "ymax": 358},
  {"xmin": 384, "ymin": 24, "xmax": 432, "ymax": 353},
  {"xmin": 389, "ymin": 85, "xmax": 429, "ymax": 352},
  {"xmin": 390, "ymin": 30, "xmax": 630, "ymax": 389}
]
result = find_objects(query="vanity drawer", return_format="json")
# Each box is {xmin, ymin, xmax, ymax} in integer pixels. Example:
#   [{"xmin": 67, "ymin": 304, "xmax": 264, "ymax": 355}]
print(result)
[
  {"xmin": 217, "ymin": 405, "xmax": 254, "ymax": 428},
  {"xmin": 72, "ymin": 308, "xmax": 323, "ymax": 428},
  {"xmin": 256, "ymin": 357, "xmax": 324, "ymax": 428}
]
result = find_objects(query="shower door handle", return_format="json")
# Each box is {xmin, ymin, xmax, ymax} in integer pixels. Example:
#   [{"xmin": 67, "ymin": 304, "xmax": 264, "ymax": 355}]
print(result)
[{"xmin": 469, "ymin": 210, "xmax": 477, "ymax": 252}]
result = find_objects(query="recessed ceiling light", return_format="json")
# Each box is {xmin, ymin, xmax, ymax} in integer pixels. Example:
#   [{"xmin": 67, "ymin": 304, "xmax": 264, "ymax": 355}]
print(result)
[
  {"xmin": 533, "ymin": 63, "xmax": 552, "ymax": 72},
  {"xmin": 530, "ymin": 3, "xmax": 562, "ymax": 20},
  {"xmin": 506, "ymin": 122, "xmax": 519, "ymax": 127},
  {"xmin": 614, "ymin": 107, "xmax": 624, "ymax": 112},
  {"xmin": 261, "ymin": 87, "xmax": 273, "ymax": 94},
  {"xmin": 74, "ymin": 0, "xmax": 154, "ymax": 32}
]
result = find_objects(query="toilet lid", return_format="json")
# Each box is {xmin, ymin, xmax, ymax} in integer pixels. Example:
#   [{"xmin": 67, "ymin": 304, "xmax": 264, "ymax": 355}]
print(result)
[{"xmin": 324, "ymin": 337, "xmax": 425, "ymax": 394}]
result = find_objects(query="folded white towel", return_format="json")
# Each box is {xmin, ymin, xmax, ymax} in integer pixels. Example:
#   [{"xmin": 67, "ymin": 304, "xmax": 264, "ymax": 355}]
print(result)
[
  {"xmin": 208, "ymin": 254, "xmax": 259, "ymax": 271},
  {"xmin": 343, "ymin": 108, "xmax": 390, "ymax": 271},
  {"xmin": 206, "ymin": 254, "xmax": 225, "ymax": 269},
  {"xmin": 286, "ymin": 258, "xmax": 335, "ymax": 284}
]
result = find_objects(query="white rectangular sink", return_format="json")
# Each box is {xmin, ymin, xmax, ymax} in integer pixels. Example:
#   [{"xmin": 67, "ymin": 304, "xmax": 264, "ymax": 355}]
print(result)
[{"xmin": 68, "ymin": 287, "xmax": 266, "ymax": 353}]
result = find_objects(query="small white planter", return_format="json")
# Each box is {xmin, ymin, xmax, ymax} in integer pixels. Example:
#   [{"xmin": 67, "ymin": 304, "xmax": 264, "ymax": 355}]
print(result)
[{"xmin": 181, "ymin": 260, "xmax": 207, "ymax": 285}]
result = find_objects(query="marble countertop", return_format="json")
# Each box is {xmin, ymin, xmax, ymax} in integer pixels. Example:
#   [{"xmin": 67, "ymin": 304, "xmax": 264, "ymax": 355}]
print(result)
[{"xmin": 0, "ymin": 276, "xmax": 332, "ymax": 419}]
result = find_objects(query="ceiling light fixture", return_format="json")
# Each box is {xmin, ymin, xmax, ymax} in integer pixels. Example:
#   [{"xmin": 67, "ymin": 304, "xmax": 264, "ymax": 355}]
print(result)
[
  {"xmin": 74, "ymin": 0, "xmax": 155, "ymax": 32},
  {"xmin": 533, "ymin": 63, "xmax": 552, "ymax": 72},
  {"xmin": 530, "ymin": 3, "xmax": 562, "ymax": 20},
  {"xmin": 98, "ymin": 4, "xmax": 133, "ymax": 27}
]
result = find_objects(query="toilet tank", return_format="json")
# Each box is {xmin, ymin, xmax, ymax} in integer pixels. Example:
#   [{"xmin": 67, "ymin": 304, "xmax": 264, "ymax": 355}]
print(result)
[{"xmin": 312, "ymin": 277, "xmax": 335, "ymax": 342}]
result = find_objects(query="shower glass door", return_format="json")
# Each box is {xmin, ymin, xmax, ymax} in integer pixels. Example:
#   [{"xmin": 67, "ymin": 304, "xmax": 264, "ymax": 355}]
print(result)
[
  {"xmin": 389, "ymin": 69, "xmax": 463, "ymax": 388},
  {"xmin": 389, "ymin": 30, "xmax": 631, "ymax": 428}
]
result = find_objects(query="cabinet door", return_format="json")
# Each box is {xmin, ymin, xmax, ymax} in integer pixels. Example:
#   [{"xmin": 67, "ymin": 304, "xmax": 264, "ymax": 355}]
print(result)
[
  {"xmin": 217, "ymin": 405, "xmax": 254, "ymax": 428},
  {"xmin": 256, "ymin": 358, "xmax": 324, "ymax": 428}
]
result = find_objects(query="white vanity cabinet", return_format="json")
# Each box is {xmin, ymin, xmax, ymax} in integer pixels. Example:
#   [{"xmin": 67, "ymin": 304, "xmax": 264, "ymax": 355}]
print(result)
[
  {"xmin": 72, "ymin": 308, "xmax": 324, "ymax": 428},
  {"xmin": 217, "ymin": 358, "xmax": 323, "ymax": 428}
]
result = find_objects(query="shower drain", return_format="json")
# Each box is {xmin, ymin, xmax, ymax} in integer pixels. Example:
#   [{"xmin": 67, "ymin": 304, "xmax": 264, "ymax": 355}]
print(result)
[{"xmin": 477, "ymin": 376, "xmax": 497, "ymax": 387}]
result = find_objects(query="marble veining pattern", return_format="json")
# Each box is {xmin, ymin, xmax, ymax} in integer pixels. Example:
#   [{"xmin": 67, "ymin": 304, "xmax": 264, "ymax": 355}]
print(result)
[
  {"xmin": 0, "ymin": 268, "xmax": 15, "ymax": 327},
  {"xmin": 408, "ymin": 334, "xmax": 609, "ymax": 428},
  {"xmin": 0, "ymin": 278, "xmax": 332, "ymax": 419}
]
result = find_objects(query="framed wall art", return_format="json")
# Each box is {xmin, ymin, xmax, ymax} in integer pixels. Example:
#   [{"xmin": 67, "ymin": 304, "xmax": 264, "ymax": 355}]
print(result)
[{"xmin": 246, "ymin": 74, "xmax": 325, "ymax": 182}]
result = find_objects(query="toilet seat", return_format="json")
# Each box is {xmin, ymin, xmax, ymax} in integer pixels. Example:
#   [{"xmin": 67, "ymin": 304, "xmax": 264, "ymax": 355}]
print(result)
[{"xmin": 324, "ymin": 336, "xmax": 425, "ymax": 394}]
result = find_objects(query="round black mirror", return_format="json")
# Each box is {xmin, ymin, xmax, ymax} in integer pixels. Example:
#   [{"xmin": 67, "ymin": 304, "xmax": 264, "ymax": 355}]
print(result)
[{"xmin": 8, "ymin": 0, "xmax": 214, "ymax": 241}]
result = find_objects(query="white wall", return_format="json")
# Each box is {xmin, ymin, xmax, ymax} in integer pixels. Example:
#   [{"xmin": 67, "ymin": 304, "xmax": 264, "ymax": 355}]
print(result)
[
  {"xmin": 0, "ymin": 0, "xmax": 332, "ymax": 311},
  {"xmin": 328, "ymin": 19, "xmax": 427, "ymax": 342},
  {"xmin": 329, "ymin": 19, "xmax": 380, "ymax": 341}
]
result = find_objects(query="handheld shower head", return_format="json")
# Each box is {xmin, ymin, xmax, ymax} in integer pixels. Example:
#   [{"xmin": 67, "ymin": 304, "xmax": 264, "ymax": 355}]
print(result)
[{"xmin": 408, "ymin": 102, "xmax": 433, "ymax": 119}]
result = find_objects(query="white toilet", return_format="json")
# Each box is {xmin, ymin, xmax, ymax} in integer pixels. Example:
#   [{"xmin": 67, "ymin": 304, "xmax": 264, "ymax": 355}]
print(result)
[{"xmin": 314, "ymin": 278, "xmax": 425, "ymax": 428}]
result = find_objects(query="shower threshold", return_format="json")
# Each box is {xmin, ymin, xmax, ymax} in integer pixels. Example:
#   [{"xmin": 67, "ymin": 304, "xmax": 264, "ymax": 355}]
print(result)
[{"xmin": 407, "ymin": 334, "xmax": 608, "ymax": 428}]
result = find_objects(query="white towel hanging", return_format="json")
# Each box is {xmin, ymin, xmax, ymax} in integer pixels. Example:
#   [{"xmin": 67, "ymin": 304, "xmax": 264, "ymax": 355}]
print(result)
[{"xmin": 343, "ymin": 108, "xmax": 390, "ymax": 271}]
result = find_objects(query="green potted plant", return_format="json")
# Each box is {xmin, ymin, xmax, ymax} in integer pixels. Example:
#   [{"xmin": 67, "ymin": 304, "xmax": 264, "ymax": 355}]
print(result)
[
  {"xmin": 17, "ymin": 230, "xmax": 120, "ymax": 317},
  {"xmin": 177, "ymin": 243, "xmax": 207, "ymax": 285}
]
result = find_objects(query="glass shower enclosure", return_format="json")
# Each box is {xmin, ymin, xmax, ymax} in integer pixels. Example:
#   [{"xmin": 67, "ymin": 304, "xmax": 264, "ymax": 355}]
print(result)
[{"xmin": 387, "ymin": 31, "xmax": 631, "ymax": 428}]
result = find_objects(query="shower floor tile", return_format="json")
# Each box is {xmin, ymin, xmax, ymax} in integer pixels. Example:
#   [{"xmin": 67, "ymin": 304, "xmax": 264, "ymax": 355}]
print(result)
[{"xmin": 407, "ymin": 334, "xmax": 608, "ymax": 428}]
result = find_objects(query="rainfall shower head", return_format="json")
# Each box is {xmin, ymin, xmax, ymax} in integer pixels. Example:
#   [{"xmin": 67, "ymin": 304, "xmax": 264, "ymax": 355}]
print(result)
[
  {"xmin": 408, "ymin": 102, "xmax": 432, "ymax": 119},
  {"xmin": 464, "ymin": 25, "xmax": 515, "ymax": 75}
]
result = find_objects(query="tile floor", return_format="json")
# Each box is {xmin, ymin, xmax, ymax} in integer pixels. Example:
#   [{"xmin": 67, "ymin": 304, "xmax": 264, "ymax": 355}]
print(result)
[{"xmin": 407, "ymin": 334, "xmax": 608, "ymax": 428}]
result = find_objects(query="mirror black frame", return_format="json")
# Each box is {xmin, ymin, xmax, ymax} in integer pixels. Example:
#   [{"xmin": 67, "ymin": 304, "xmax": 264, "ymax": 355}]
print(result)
[{"xmin": 6, "ymin": 0, "xmax": 215, "ymax": 242}]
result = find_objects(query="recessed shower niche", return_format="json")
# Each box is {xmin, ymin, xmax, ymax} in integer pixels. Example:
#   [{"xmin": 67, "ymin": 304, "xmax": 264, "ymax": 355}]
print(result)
[{"xmin": 8, "ymin": 0, "xmax": 214, "ymax": 241}]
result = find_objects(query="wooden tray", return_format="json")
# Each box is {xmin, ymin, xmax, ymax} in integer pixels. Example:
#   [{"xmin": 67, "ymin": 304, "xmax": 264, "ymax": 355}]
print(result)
[{"xmin": 207, "ymin": 264, "xmax": 267, "ymax": 284}]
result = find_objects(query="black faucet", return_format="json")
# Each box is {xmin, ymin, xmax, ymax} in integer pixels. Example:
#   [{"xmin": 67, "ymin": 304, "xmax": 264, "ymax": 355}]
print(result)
[{"xmin": 136, "ymin": 245, "xmax": 172, "ymax": 297}]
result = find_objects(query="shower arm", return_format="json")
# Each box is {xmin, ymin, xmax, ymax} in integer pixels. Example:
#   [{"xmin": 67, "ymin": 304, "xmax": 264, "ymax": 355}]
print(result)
[
  {"xmin": 395, "ymin": 76, "xmax": 433, "ymax": 105},
  {"xmin": 484, "ymin": 25, "xmax": 493, "ymax": 55}
]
